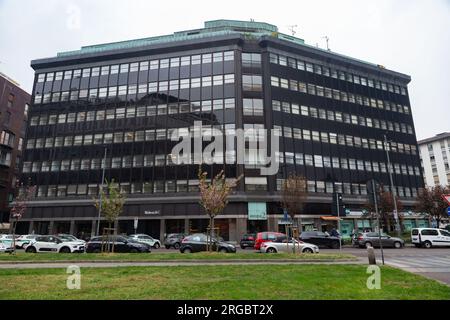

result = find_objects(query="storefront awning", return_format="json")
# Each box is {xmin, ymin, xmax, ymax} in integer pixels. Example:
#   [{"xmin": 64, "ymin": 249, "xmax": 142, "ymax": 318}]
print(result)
[
  {"xmin": 0, "ymin": 223, "xmax": 10, "ymax": 230},
  {"xmin": 320, "ymin": 216, "xmax": 342, "ymax": 221}
]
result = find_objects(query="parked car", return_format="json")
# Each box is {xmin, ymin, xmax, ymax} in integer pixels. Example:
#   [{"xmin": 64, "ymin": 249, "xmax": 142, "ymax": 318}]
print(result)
[
  {"xmin": 299, "ymin": 231, "xmax": 342, "ymax": 249},
  {"xmin": 240, "ymin": 233, "xmax": 256, "ymax": 249},
  {"xmin": 128, "ymin": 234, "xmax": 161, "ymax": 248},
  {"xmin": 254, "ymin": 232, "xmax": 287, "ymax": 250},
  {"xmin": 411, "ymin": 228, "xmax": 450, "ymax": 248},
  {"xmin": 180, "ymin": 233, "xmax": 236, "ymax": 253},
  {"xmin": 0, "ymin": 240, "xmax": 13, "ymax": 253},
  {"xmin": 57, "ymin": 234, "xmax": 86, "ymax": 245},
  {"xmin": 15, "ymin": 234, "xmax": 41, "ymax": 249},
  {"xmin": 260, "ymin": 239, "xmax": 319, "ymax": 254},
  {"xmin": 25, "ymin": 235, "xmax": 85, "ymax": 253},
  {"xmin": 0, "ymin": 234, "xmax": 16, "ymax": 247},
  {"xmin": 164, "ymin": 233, "xmax": 186, "ymax": 249},
  {"xmin": 354, "ymin": 232, "xmax": 404, "ymax": 248},
  {"xmin": 86, "ymin": 235, "xmax": 151, "ymax": 253}
]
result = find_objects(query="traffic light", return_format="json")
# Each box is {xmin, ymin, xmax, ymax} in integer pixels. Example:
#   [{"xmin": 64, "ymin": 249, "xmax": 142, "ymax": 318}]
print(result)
[{"xmin": 331, "ymin": 192, "xmax": 346, "ymax": 216}]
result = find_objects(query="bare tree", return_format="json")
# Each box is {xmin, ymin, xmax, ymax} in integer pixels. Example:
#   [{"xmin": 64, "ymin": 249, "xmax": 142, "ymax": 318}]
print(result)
[
  {"xmin": 10, "ymin": 184, "xmax": 36, "ymax": 254},
  {"xmin": 415, "ymin": 185, "xmax": 450, "ymax": 229},
  {"xmin": 364, "ymin": 189, "xmax": 403, "ymax": 232},
  {"xmin": 94, "ymin": 179, "xmax": 125, "ymax": 253},
  {"xmin": 198, "ymin": 167, "xmax": 242, "ymax": 252},
  {"xmin": 281, "ymin": 174, "xmax": 308, "ymax": 253}
]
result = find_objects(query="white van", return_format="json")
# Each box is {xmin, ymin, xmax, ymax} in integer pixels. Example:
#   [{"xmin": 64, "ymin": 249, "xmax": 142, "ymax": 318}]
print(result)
[{"xmin": 411, "ymin": 228, "xmax": 450, "ymax": 248}]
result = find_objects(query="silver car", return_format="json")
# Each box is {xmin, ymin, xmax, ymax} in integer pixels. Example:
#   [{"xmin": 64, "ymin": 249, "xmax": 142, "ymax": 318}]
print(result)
[
  {"xmin": 355, "ymin": 232, "xmax": 404, "ymax": 248},
  {"xmin": 260, "ymin": 239, "xmax": 319, "ymax": 254}
]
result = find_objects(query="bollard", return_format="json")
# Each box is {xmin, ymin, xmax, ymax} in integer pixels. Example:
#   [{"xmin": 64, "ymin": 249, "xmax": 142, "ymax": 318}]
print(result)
[{"xmin": 367, "ymin": 246, "xmax": 377, "ymax": 265}]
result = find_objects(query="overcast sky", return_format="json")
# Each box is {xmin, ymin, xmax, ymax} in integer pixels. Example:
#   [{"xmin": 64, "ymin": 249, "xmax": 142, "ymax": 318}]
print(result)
[{"xmin": 0, "ymin": 0, "xmax": 448, "ymax": 140}]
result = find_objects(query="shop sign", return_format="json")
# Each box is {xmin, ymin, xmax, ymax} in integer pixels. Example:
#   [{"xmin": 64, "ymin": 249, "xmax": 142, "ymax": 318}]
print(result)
[
  {"xmin": 144, "ymin": 210, "xmax": 160, "ymax": 215},
  {"xmin": 248, "ymin": 202, "xmax": 267, "ymax": 220}
]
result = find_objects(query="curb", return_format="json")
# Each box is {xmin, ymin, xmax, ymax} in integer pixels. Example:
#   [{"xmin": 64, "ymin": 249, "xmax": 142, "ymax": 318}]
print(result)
[{"xmin": 0, "ymin": 258, "xmax": 359, "ymax": 265}]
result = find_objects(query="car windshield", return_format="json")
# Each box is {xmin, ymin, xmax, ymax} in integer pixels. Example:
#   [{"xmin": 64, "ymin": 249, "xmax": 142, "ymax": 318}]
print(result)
[{"xmin": 60, "ymin": 235, "xmax": 77, "ymax": 241}]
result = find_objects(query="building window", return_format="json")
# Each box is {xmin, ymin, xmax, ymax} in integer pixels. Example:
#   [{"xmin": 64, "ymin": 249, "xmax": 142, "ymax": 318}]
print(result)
[
  {"xmin": 243, "ymin": 98, "xmax": 263, "ymax": 116},
  {"xmin": 242, "ymin": 75, "xmax": 262, "ymax": 92}
]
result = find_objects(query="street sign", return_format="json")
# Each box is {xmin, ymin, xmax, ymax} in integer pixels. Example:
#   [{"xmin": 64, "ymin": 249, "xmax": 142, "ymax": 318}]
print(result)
[
  {"xmin": 442, "ymin": 194, "xmax": 450, "ymax": 206},
  {"xmin": 447, "ymin": 207, "xmax": 450, "ymax": 217},
  {"xmin": 133, "ymin": 218, "xmax": 138, "ymax": 230}
]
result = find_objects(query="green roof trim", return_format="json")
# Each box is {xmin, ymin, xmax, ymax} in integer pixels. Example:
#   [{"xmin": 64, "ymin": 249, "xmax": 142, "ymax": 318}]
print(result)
[{"xmin": 57, "ymin": 19, "xmax": 304, "ymax": 57}]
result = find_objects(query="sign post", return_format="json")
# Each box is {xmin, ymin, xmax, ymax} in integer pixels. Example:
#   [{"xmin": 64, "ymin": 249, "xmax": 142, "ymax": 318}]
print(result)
[
  {"xmin": 366, "ymin": 179, "xmax": 384, "ymax": 265},
  {"xmin": 133, "ymin": 218, "xmax": 138, "ymax": 234}
]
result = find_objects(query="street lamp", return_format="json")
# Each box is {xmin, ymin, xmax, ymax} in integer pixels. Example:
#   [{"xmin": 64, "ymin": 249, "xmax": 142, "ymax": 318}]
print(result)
[{"xmin": 384, "ymin": 134, "xmax": 401, "ymax": 237}]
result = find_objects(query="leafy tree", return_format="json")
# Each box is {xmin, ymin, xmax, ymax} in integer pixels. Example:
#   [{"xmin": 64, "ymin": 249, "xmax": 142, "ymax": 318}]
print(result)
[
  {"xmin": 364, "ymin": 189, "xmax": 403, "ymax": 232},
  {"xmin": 198, "ymin": 167, "xmax": 242, "ymax": 252},
  {"xmin": 10, "ymin": 184, "xmax": 36, "ymax": 254},
  {"xmin": 415, "ymin": 185, "xmax": 450, "ymax": 228},
  {"xmin": 94, "ymin": 179, "xmax": 125, "ymax": 253},
  {"xmin": 281, "ymin": 174, "xmax": 308, "ymax": 253}
]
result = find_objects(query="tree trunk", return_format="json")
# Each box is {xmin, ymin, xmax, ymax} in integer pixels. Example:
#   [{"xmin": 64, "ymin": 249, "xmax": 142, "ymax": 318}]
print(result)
[
  {"xmin": 112, "ymin": 221, "xmax": 116, "ymax": 253},
  {"xmin": 11, "ymin": 220, "xmax": 17, "ymax": 255}
]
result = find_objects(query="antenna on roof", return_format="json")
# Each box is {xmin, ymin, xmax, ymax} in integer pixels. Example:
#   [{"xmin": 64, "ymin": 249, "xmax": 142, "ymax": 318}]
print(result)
[
  {"xmin": 322, "ymin": 36, "xmax": 330, "ymax": 51},
  {"xmin": 287, "ymin": 25, "xmax": 298, "ymax": 36},
  {"xmin": 250, "ymin": 18, "xmax": 255, "ymax": 22}
]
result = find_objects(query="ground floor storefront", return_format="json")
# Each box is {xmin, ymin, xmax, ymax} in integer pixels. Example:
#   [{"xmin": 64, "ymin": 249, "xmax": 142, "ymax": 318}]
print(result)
[
  {"xmin": 14, "ymin": 215, "xmax": 430, "ymax": 243},
  {"xmin": 12, "ymin": 198, "xmax": 428, "ymax": 242}
]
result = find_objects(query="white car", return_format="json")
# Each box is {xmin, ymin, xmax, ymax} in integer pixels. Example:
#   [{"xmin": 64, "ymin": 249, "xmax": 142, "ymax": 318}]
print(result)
[
  {"xmin": 411, "ymin": 228, "xmax": 450, "ymax": 248},
  {"xmin": 25, "ymin": 235, "xmax": 85, "ymax": 253},
  {"xmin": 15, "ymin": 234, "xmax": 41, "ymax": 249},
  {"xmin": 128, "ymin": 234, "xmax": 161, "ymax": 248},
  {"xmin": 260, "ymin": 239, "xmax": 319, "ymax": 254},
  {"xmin": 0, "ymin": 234, "xmax": 17, "ymax": 248},
  {"xmin": 57, "ymin": 234, "xmax": 86, "ymax": 246},
  {"xmin": 0, "ymin": 240, "xmax": 13, "ymax": 253}
]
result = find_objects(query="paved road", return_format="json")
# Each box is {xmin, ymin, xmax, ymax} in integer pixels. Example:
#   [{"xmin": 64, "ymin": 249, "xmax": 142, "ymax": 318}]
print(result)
[{"xmin": 321, "ymin": 247, "xmax": 450, "ymax": 285}]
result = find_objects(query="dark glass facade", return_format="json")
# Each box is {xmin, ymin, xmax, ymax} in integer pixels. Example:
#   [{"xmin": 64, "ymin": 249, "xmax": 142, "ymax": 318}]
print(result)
[{"xmin": 19, "ymin": 20, "xmax": 424, "ymax": 240}]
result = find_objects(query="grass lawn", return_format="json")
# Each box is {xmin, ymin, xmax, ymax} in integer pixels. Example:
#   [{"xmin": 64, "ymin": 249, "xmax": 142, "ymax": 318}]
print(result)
[
  {"xmin": 0, "ymin": 265, "xmax": 448, "ymax": 299},
  {"xmin": 0, "ymin": 252, "xmax": 356, "ymax": 262}
]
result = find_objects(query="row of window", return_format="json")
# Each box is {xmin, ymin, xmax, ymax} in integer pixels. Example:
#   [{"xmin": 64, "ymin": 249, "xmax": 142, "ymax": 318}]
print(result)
[
  {"xmin": 269, "ymin": 52, "xmax": 408, "ymax": 96},
  {"xmin": 25, "ymin": 124, "xmax": 237, "ymax": 149},
  {"xmin": 272, "ymin": 100, "xmax": 414, "ymax": 135},
  {"xmin": 272, "ymin": 125, "xmax": 418, "ymax": 156},
  {"xmin": 29, "ymin": 99, "xmax": 236, "ymax": 127},
  {"xmin": 25, "ymin": 122, "xmax": 416, "ymax": 157},
  {"xmin": 34, "ymin": 74, "xmax": 235, "ymax": 104},
  {"xmin": 274, "ymin": 152, "xmax": 420, "ymax": 177},
  {"xmin": 270, "ymin": 76, "xmax": 410, "ymax": 115},
  {"xmin": 275, "ymin": 178, "xmax": 417, "ymax": 198},
  {"xmin": 36, "ymin": 51, "xmax": 235, "ymax": 83},
  {"xmin": 27, "ymin": 178, "xmax": 418, "ymax": 198},
  {"xmin": 22, "ymin": 150, "xmax": 420, "ymax": 178}
]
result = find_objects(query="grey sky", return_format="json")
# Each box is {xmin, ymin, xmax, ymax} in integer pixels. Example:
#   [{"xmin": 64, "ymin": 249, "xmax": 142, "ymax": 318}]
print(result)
[{"xmin": 0, "ymin": 0, "xmax": 448, "ymax": 140}]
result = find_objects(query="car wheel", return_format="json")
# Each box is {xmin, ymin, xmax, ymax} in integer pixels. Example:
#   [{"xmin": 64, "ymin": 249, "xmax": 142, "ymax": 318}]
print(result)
[
  {"xmin": 240, "ymin": 245, "xmax": 245, "ymax": 250},
  {"xmin": 59, "ymin": 247, "xmax": 71, "ymax": 254},
  {"xmin": 93, "ymin": 248, "xmax": 101, "ymax": 253},
  {"xmin": 303, "ymin": 248, "xmax": 314, "ymax": 254},
  {"xmin": 173, "ymin": 243, "xmax": 180, "ymax": 250},
  {"xmin": 153, "ymin": 242, "xmax": 160, "ymax": 249},
  {"xmin": 219, "ymin": 247, "xmax": 228, "ymax": 253},
  {"xmin": 25, "ymin": 246, "xmax": 36, "ymax": 253},
  {"xmin": 393, "ymin": 241, "xmax": 402, "ymax": 249},
  {"xmin": 165, "ymin": 245, "xmax": 170, "ymax": 249},
  {"xmin": 365, "ymin": 242, "xmax": 373, "ymax": 248},
  {"xmin": 423, "ymin": 241, "xmax": 432, "ymax": 249},
  {"xmin": 182, "ymin": 247, "xmax": 192, "ymax": 253},
  {"xmin": 266, "ymin": 247, "xmax": 277, "ymax": 253},
  {"xmin": 130, "ymin": 248, "xmax": 139, "ymax": 253}
]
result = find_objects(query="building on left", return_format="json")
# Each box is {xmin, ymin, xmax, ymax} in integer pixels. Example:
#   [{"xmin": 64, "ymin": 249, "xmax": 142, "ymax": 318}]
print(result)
[{"xmin": 0, "ymin": 72, "xmax": 30, "ymax": 232}]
